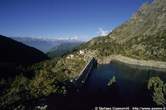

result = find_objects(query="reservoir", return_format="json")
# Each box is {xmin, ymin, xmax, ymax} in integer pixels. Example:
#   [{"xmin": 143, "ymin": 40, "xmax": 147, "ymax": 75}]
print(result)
[
  {"xmin": 48, "ymin": 60, "xmax": 166, "ymax": 110},
  {"xmin": 84, "ymin": 60, "xmax": 166, "ymax": 107}
]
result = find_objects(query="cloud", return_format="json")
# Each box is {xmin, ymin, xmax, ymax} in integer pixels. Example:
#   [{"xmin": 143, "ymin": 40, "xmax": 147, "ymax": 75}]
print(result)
[
  {"xmin": 98, "ymin": 28, "xmax": 109, "ymax": 36},
  {"xmin": 55, "ymin": 36, "xmax": 79, "ymax": 40},
  {"xmin": 70, "ymin": 36, "xmax": 79, "ymax": 40}
]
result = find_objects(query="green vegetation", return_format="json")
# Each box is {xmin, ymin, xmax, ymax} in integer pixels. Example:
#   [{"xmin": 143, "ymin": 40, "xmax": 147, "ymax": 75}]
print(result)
[
  {"xmin": 0, "ymin": 75, "xmax": 30, "ymax": 109},
  {"xmin": 79, "ymin": 30, "xmax": 166, "ymax": 62},
  {"xmin": 148, "ymin": 77, "xmax": 166, "ymax": 106},
  {"xmin": 107, "ymin": 76, "xmax": 116, "ymax": 87},
  {"xmin": 0, "ymin": 35, "xmax": 86, "ymax": 109},
  {"xmin": 0, "ymin": 55, "xmax": 86, "ymax": 109}
]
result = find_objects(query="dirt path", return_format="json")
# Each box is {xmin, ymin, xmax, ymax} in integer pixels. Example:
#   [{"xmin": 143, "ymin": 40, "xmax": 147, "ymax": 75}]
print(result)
[{"xmin": 98, "ymin": 55, "xmax": 166, "ymax": 71}]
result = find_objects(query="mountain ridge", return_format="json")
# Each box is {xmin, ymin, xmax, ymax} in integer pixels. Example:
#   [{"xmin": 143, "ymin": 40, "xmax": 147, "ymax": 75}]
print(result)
[
  {"xmin": 77, "ymin": 0, "xmax": 166, "ymax": 61},
  {"xmin": 47, "ymin": 42, "xmax": 82, "ymax": 58},
  {"xmin": 0, "ymin": 35, "xmax": 49, "ymax": 78},
  {"xmin": 0, "ymin": 35, "xmax": 48, "ymax": 64},
  {"xmin": 13, "ymin": 37, "xmax": 82, "ymax": 53},
  {"xmin": 108, "ymin": 0, "xmax": 166, "ymax": 43}
]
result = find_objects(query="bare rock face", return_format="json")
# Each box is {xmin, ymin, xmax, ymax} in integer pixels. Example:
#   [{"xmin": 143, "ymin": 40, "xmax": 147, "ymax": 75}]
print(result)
[{"xmin": 109, "ymin": 0, "xmax": 166, "ymax": 43}]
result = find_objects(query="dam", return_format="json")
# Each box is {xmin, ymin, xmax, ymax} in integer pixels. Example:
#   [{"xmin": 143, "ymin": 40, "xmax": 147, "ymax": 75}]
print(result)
[{"xmin": 48, "ymin": 58, "xmax": 166, "ymax": 110}]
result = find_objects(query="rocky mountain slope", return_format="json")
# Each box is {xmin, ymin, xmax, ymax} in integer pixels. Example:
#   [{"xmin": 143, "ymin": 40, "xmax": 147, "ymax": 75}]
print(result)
[
  {"xmin": 109, "ymin": 0, "xmax": 166, "ymax": 42},
  {"xmin": 79, "ymin": 0, "xmax": 166, "ymax": 61}
]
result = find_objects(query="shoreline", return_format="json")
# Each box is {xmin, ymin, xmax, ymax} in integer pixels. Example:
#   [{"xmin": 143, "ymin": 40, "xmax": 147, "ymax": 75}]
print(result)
[{"xmin": 98, "ymin": 55, "xmax": 166, "ymax": 71}]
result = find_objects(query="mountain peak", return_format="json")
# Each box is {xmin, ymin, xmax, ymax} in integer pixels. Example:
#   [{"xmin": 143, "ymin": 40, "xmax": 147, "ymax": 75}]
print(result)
[
  {"xmin": 81, "ymin": 0, "xmax": 166, "ymax": 61},
  {"xmin": 107, "ymin": 0, "xmax": 166, "ymax": 43}
]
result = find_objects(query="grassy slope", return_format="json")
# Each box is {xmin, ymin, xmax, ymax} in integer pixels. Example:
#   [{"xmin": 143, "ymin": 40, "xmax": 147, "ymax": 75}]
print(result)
[{"xmin": 78, "ymin": 0, "xmax": 166, "ymax": 62}]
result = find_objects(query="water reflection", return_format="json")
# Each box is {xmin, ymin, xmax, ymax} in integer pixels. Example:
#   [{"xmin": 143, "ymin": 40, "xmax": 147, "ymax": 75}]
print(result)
[
  {"xmin": 48, "ymin": 61, "xmax": 166, "ymax": 110},
  {"xmin": 85, "ymin": 60, "xmax": 166, "ymax": 107}
]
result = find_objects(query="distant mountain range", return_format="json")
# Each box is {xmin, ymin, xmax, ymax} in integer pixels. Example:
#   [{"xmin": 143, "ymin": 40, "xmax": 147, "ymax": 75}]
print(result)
[
  {"xmin": 47, "ymin": 42, "xmax": 82, "ymax": 58},
  {"xmin": 13, "ymin": 37, "xmax": 82, "ymax": 53}
]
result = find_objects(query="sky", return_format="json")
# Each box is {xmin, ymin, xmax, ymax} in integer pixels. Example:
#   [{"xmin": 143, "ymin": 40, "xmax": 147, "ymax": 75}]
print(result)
[{"xmin": 0, "ymin": 0, "xmax": 150, "ymax": 41}]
